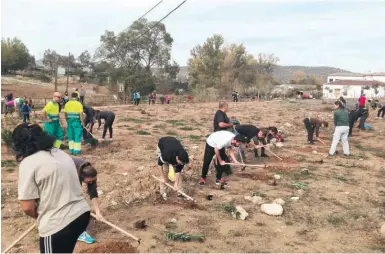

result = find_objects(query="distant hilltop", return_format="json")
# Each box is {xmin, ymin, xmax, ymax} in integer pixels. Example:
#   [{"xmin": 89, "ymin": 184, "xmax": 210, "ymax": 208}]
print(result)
[{"xmin": 175, "ymin": 65, "xmax": 350, "ymax": 83}]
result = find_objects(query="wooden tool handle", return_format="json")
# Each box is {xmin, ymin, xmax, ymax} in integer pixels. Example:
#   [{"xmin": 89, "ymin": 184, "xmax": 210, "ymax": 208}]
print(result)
[
  {"xmin": 90, "ymin": 213, "xmax": 141, "ymax": 243},
  {"xmin": 3, "ymin": 224, "xmax": 36, "ymax": 253},
  {"xmin": 151, "ymin": 175, "xmax": 196, "ymax": 202}
]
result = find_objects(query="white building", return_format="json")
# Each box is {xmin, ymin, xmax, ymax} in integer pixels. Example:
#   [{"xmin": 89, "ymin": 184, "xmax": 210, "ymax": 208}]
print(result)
[{"xmin": 323, "ymin": 72, "xmax": 385, "ymax": 99}]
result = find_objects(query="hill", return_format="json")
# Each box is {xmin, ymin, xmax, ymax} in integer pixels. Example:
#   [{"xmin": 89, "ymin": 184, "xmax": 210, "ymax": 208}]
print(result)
[{"xmin": 176, "ymin": 65, "xmax": 350, "ymax": 83}]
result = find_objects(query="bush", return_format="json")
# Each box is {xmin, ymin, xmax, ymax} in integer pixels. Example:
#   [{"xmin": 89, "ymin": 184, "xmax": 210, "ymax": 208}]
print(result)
[
  {"xmin": 1, "ymin": 128, "xmax": 13, "ymax": 148},
  {"xmin": 35, "ymin": 74, "xmax": 52, "ymax": 83}
]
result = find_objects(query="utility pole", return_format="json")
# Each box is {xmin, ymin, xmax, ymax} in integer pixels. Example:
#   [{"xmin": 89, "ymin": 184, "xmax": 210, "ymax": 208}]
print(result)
[
  {"xmin": 54, "ymin": 53, "xmax": 58, "ymax": 92},
  {"xmin": 66, "ymin": 52, "xmax": 70, "ymax": 92}
]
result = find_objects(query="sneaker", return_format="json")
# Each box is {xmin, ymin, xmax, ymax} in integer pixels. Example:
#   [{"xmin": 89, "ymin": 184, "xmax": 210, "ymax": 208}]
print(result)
[
  {"xmin": 199, "ymin": 178, "xmax": 206, "ymax": 186},
  {"xmin": 215, "ymin": 178, "xmax": 228, "ymax": 186},
  {"xmin": 261, "ymin": 154, "xmax": 269, "ymax": 158},
  {"xmin": 78, "ymin": 232, "xmax": 95, "ymax": 244},
  {"xmin": 98, "ymin": 138, "xmax": 105, "ymax": 142},
  {"xmin": 308, "ymin": 141, "xmax": 314, "ymax": 145}
]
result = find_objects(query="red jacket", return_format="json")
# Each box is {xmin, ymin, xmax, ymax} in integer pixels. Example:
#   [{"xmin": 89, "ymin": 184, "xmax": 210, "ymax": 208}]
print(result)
[{"xmin": 358, "ymin": 96, "xmax": 366, "ymax": 106}]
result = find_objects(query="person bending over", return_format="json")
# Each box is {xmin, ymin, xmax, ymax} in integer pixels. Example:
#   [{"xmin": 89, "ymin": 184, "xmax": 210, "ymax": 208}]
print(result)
[
  {"xmin": 199, "ymin": 131, "xmax": 246, "ymax": 187},
  {"xmin": 72, "ymin": 158, "xmax": 104, "ymax": 244},
  {"xmin": 303, "ymin": 117, "xmax": 328, "ymax": 144},
  {"xmin": 13, "ymin": 123, "xmax": 90, "ymax": 253},
  {"xmin": 96, "ymin": 110, "xmax": 115, "ymax": 141},
  {"xmin": 157, "ymin": 137, "xmax": 190, "ymax": 200}
]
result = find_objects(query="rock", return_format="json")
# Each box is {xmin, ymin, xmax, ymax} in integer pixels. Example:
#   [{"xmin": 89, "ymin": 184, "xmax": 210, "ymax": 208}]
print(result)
[
  {"xmin": 359, "ymin": 158, "xmax": 364, "ymax": 161},
  {"xmin": 111, "ymin": 200, "xmax": 118, "ymax": 206},
  {"xmin": 290, "ymin": 197, "xmax": 300, "ymax": 201},
  {"xmin": 261, "ymin": 203, "xmax": 283, "ymax": 216},
  {"xmin": 301, "ymin": 168, "xmax": 309, "ymax": 174},
  {"xmin": 284, "ymin": 123, "xmax": 292, "ymax": 128},
  {"xmin": 122, "ymin": 172, "xmax": 128, "ymax": 176},
  {"xmin": 274, "ymin": 174, "xmax": 281, "ymax": 180},
  {"xmin": 192, "ymin": 145, "xmax": 199, "ymax": 149},
  {"xmin": 312, "ymin": 151, "xmax": 318, "ymax": 154},
  {"xmin": 273, "ymin": 198, "xmax": 285, "ymax": 205},
  {"xmin": 251, "ymin": 196, "xmax": 264, "ymax": 204},
  {"xmin": 97, "ymin": 190, "xmax": 104, "ymax": 196},
  {"xmin": 244, "ymin": 196, "xmax": 253, "ymax": 201},
  {"xmin": 232, "ymin": 206, "xmax": 249, "ymax": 220},
  {"xmin": 380, "ymin": 223, "xmax": 385, "ymax": 238},
  {"xmin": 297, "ymin": 190, "xmax": 304, "ymax": 196},
  {"xmin": 275, "ymin": 142, "xmax": 284, "ymax": 148},
  {"xmin": 170, "ymin": 218, "xmax": 177, "ymax": 223},
  {"xmin": 138, "ymin": 166, "xmax": 145, "ymax": 171}
]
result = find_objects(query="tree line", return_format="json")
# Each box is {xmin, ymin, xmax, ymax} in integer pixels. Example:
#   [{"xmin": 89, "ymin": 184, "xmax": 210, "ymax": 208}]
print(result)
[{"xmin": 2, "ymin": 19, "xmax": 284, "ymax": 97}]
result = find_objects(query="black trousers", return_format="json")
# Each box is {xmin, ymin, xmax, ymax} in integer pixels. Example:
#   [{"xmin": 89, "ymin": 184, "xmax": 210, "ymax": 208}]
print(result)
[
  {"xmin": 23, "ymin": 113, "xmax": 30, "ymax": 123},
  {"xmin": 40, "ymin": 211, "xmax": 90, "ymax": 253},
  {"xmin": 254, "ymin": 138, "xmax": 267, "ymax": 156},
  {"xmin": 80, "ymin": 96, "xmax": 85, "ymax": 104},
  {"xmin": 359, "ymin": 113, "xmax": 368, "ymax": 129},
  {"xmin": 135, "ymin": 98, "xmax": 140, "ymax": 105},
  {"xmin": 304, "ymin": 118, "xmax": 315, "ymax": 142},
  {"xmin": 349, "ymin": 119, "xmax": 356, "ymax": 136},
  {"xmin": 201, "ymin": 143, "xmax": 230, "ymax": 180},
  {"xmin": 102, "ymin": 114, "xmax": 115, "ymax": 139},
  {"xmin": 82, "ymin": 118, "xmax": 94, "ymax": 140},
  {"xmin": 378, "ymin": 106, "xmax": 385, "ymax": 118}
]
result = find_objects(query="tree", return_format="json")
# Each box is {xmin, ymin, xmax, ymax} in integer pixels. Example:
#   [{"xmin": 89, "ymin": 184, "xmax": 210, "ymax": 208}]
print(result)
[
  {"xmin": 1, "ymin": 37, "xmax": 33, "ymax": 74},
  {"xmin": 291, "ymin": 71, "xmax": 306, "ymax": 84},
  {"xmin": 95, "ymin": 18, "xmax": 174, "ymax": 93},
  {"xmin": 78, "ymin": 50, "xmax": 92, "ymax": 67},
  {"xmin": 43, "ymin": 49, "xmax": 58, "ymax": 73}
]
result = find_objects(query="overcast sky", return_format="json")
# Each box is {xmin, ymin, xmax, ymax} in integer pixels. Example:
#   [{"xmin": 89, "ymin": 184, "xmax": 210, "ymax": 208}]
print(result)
[{"xmin": 2, "ymin": 0, "xmax": 385, "ymax": 73}]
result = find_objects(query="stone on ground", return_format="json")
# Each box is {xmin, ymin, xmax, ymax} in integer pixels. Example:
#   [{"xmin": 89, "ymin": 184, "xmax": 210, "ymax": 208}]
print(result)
[
  {"xmin": 273, "ymin": 174, "xmax": 281, "ymax": 180},
  {"xmin": 245, "ymin": 196, "xmax": 264, "ymax": 204},
  {"xmin": 261, "ymin": 203, "xmax": 283, "ymax": 216},
  {"xmin": 380, "ymin": 222, "xmax": 385, "ymax": 238},
  {"xmin": 291, "ymin": 197, "xmax": 300, "ymax": 201},
  {"xmin": 273, "ymin": 198, "xmax": 285, "ymax": 205},
  {"xmin": 232, "ymin": 206, "xmax": 249, "ymax": 220}
]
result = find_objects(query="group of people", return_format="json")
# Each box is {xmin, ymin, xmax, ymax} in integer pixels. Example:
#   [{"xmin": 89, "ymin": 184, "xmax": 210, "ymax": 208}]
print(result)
[
  {"xmin": 132, "ymin": 91, "xmax": 141, "ymax": 105},
  {"xmin": 3, "ymin": 93, "xmax": 34, "ymax": 121}
]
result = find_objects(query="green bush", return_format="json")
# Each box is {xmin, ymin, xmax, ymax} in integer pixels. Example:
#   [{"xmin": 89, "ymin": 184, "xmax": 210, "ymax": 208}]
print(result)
[{"xmin": 1, "ymin": 128, "xmax": 13, "ymax": 148}]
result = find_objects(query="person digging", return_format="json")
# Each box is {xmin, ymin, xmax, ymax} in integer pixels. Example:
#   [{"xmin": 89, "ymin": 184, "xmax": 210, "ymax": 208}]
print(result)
[
  {"xmin": 157, "ymin": 137, "xmax": 190, "ymax": 200},
  {"xmin": 199, "ymin": 131, "xmax": 247, "ymax": 187},
  {"xmin": 72, "ymin": 157, "xmax": 105, "ymax": 244},
  {"xmin": 95, "ymin": 110, "xmax": 115, "ymax": 141},
  {"xmin": 234, "ymin": 124, "xmax": 272, "ymax": 158},
  {"xmin": 303, "ymin": 117, "xmax": 328, "ymax": 144}
]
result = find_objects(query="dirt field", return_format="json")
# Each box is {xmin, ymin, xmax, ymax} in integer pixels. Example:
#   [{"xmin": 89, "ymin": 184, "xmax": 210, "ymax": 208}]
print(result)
[{"xmin": 1, "ymin": 100, "xmax": 385, "ymax": 253}]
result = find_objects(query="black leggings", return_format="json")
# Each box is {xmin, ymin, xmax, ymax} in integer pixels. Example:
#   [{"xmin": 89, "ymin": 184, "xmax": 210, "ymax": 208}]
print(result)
[
  {"xmin": 378, "ymin": 106, "xmax": 385, "ymax": 118},
  {"xmin": 23, "ymin": 114, "xmax": 30, "ymax": 123},
  {"xmin": 304, "ymin": 118, "xmax": 315, "ymax": 142},
  {"xmin": 40, "ymin": 211, "xmax": 90, "ymax": 253},
  {"xmin": 102, "ymin": 114, "xmax": 115, "ymax": 139},
  {"xmin": 201, "ymin": 143, "xmax": 230, "ymax": 180},
  {"xmin": 359, "ymin": 113, "xmax": 368, "ymax": 129}
]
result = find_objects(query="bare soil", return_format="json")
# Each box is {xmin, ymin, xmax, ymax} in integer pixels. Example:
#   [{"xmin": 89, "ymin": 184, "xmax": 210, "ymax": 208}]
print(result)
[{"xmin": 2, "ymin": 98, "xmax": 385, "ymax": 253}]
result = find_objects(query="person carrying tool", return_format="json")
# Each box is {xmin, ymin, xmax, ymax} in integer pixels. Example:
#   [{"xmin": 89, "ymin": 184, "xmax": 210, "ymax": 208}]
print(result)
[
  {"xmin": 72, "ymin": 157, "xmax": 104, "ymax": 244},
  {"xmin": 42, "ymin": 92, "xmax": 64, "ymax": 149},
  {"xmin": 358, "ymin": 101, "xmax": 369, "ymax": 130},
  {"xmin": 13, "ymin": 123, "xmax": 90, "ymax": 253},
  {"xmin": 303, "ymin": 117, "xmax": 329, "ymax": 144},
  {"xmin": 234, "ymin": 124, "xmax": 270, "ymax": 158},
  {"xmin": 83, "ymin": 105, "xmax": 96, "ymax": 141},
  {"xmin": 199, "ymin": 131, "xmax": 246, "ymax": 187},
  {"xmin": 157, "ymin": 137, "xmax": 190, "ymax": 200},
  {"xmin": 213, "ymin": 101, "xmax": 234, "ymax": 132},
  {"xmin": 64, "ymin": 92, "xmax": 85, "ymax": 155},
  {"xmin": 95, "ymin": 110, "xmax": 115, "ymax": 141}
]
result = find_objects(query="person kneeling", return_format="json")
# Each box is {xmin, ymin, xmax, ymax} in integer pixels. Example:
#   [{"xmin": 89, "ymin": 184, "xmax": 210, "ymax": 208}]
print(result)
[
  {"xmin": 157, "ymin": 137, "xmax": 190, "ymax": 200},
  {"xmin": 72, "ymin": 158, "xmax": 105, "ymax": 244}
]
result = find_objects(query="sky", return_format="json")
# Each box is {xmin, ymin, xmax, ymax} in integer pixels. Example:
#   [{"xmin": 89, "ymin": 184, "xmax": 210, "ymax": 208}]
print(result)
[{"xmin": 2, "ymin": 0, "xmax": 385, "ymax": 73}]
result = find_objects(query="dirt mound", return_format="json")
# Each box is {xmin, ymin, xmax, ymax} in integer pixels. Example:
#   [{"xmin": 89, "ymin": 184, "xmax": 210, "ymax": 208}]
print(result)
[{"xmin": 79, "ymin": 242, "xmax": 137, "ymax": 253}]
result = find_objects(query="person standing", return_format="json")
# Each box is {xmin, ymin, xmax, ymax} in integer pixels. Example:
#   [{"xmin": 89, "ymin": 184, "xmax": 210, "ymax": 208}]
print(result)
[
  {"xmin": 213, "ymin": 101, "xmax": 234, "ymax": 132},
  {"xmin": 132, "ymin": 91, "xmax": 137, "ymax": 105},
  {"xmin": 377, "ymin": 102, "xmax": 385, "ymax": 119},
  {"xmin": 148, "ymin": 93, "xmax": 153, "ymax": 105},
  {"xmin": 96, "ymin": 110, "xmax": 115, "ymax": 141},
  {"xmin": 358, "ymin": 100, "xmax": 370, "ymax": 130},
  {"xmin": 74, "ymin": 88, "xmax": 80, "ymax": 100},
  {"xmin": 72, "ymin": 157, "xmax": 105, "ymax": 244},
  {"xmin": 64, "ymin": 93, "xmax": 85, "ymax": 155},
  {"xmin": 358, "ymin": 94, "xmax": 367, "ymax": 109},
  {"xmin": 329, "ymin": 101, "xmax": 350, "ymax": 156},
  {"xmin": 13, "ymin": 123, "xmax": 90, "ymax": 253},
  {"xmin": 157, "ymin": 137, "xmax": 190, "ymax": 200},
  {"xmin": 21, "ymin": 100, "xmax": 32, "ymax": 123},
  {"xmin": 199, "ymin": 131, "xmax": 246, "ymax": 186},
  {"xmin": 42, "ymin": 92, "xmax": 64, "ymax": 149},
  {"xmin": 165, "ymin": 95, "xmax": 171, "ymax": 104},
  {"xmin": 79, "ymin": 86, "xmax": 86, "ymax": 104},
  {"xmin": 136, "ymin": 91, "xmax": 141, "ymax": 105},
  {"xmin": 303, "ymin": 117, "xmax": 328, "ymax": 144}
]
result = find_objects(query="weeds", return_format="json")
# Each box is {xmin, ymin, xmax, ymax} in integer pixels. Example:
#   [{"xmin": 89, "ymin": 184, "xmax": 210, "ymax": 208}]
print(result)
[
  {"xmin": 153, "ymin": 124, "xmax": 166, "ymax": 129},
  {"xmin": 165, "ymin": 232, "xmax": 205, "ymax": 242},
  {"xmin": 1, "ymin": 129, "xmax": 13, "ymax": 148},
  {"xmin": 252, "ymin": 192, "xmax": 267, "ymax": 197},
  {"xmin": 1, "ymin": 160, "xmax": 17, "ymax": 168},
  {"xmin": 217, "ymin": 203, "xmax": 236, "ymax": 214},
  {"xmin": 228, "ymin": 230, "xmax": 242, "ymax": 237},
  {"xmin": 291, "ymin": 182, "xmax": 307, "ymax": 190},
  {"xmin": 335, "ymin": 176, "xmax": 348, "ymax": 182},
  {"xmin": 136, "ymin": 130, "xmax": 151, "ymax": 135},
  {"xmin": 179, "ymin": 127, "xmax": 193, "ymax": 131},
  {"xmin": 327, "ymin": 215, "xmax": 346, "ymax": 226},
  {"xmin": 188, "ymin": 135, "xmax": 202, "ymax": 141},
  {"xmin": 120, "ymin": 117, "xmax": 143, "ymax": 124},
  {"xmin": 336, "ymin": 162, "xmax": 356, "ymax": 168},
  {"xmin": 165, "ymin": 222, "xmax": 177, "ymax": 230},
  {"xmin": 166, "ymin": 131, "xmax": 178, "ymax": 136}
]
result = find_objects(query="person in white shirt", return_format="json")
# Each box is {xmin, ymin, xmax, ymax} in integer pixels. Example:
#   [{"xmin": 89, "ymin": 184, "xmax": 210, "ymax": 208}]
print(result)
[{"xmin": 199, "ymin": 131, "xmax": 246, "ymax": 187}]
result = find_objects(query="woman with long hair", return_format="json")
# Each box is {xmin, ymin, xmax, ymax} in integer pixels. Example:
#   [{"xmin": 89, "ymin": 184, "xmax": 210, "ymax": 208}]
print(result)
[{"xmin": 13, "ymin": 123, "xmax": 90, "ymax": 253}]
